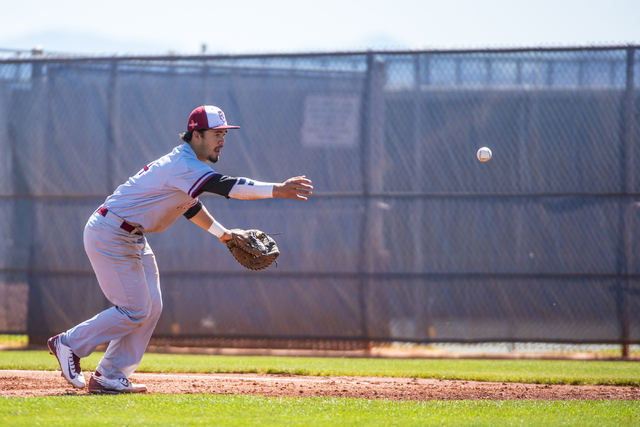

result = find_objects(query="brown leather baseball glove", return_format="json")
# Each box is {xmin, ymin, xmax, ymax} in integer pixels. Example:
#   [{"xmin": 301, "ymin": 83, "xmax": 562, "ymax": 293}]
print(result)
[{"xmin": 226, "ymin": 229, "xmax": 279, "ymax": 270}]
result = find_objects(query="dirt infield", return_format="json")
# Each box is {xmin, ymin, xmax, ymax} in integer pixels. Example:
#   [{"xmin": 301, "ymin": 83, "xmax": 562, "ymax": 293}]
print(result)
[{"xmin": 1, "ymin": 370, "xmax": 639, "ymax": 400}]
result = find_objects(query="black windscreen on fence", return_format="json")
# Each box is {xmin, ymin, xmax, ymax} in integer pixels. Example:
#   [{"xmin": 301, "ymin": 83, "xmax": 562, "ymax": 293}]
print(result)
[{"xmin": 0, "ymin": 47, "xmax": 638, "ymax": 345}]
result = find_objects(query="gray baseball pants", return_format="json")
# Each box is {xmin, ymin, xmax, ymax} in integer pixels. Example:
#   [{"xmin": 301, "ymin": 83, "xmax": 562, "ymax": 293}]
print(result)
[{"xmin": 64, "ymin": 209, "xmax": 163, "ymax": 380}]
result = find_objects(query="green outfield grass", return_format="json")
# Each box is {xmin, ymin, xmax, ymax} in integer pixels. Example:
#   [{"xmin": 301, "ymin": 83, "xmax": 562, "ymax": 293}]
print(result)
[
  {"xmin": 0, "ymin": 394, "xmax": 638, "ymax": 427},
  {"xmin": 1, "ymin": 350, "xmax": 639, "ymax": 386},
  {"xmin": 0, "ymin": 335, "xmax": 28, "ymax": 347}
]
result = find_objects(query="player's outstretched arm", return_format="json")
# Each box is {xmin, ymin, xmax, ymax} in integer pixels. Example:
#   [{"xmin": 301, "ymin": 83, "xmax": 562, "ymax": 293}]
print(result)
[{"xmin": 273, "ymin": 176, "xmax": 313, "ymax": 200}]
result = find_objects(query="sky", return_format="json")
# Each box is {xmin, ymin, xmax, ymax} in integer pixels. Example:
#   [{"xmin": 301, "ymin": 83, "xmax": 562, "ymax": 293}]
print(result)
[{"xmin": 0, "ymin": 0, "xmax": 639, "ymax": 56}]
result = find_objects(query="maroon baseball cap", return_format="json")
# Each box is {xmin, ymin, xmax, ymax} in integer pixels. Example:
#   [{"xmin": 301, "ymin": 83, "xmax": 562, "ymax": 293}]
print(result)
[{"xmin": 186, "ymin": 105, "xmax": 240, "ymax": 132}]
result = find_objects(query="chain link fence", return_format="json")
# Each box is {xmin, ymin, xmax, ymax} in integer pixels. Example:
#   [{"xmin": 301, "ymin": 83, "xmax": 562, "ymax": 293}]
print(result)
[{"xmin": 0, "ymin": 46, "xmax": 638, "ymax": 349}]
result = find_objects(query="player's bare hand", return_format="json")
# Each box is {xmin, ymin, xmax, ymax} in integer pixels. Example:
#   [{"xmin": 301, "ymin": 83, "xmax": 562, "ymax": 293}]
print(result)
[
  {"xmin": 219, "ymin": 229, "xmax": 237, "ymax": 243},
  {"xmin": 273, "ymin": 176, "xmax": 313, "ymax": 200}
]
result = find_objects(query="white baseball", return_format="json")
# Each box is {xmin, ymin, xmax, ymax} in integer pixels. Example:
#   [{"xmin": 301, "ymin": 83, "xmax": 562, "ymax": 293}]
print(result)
[{"xmin": 477, "ymin": 147, "xmax": 492, "ymax": 162}]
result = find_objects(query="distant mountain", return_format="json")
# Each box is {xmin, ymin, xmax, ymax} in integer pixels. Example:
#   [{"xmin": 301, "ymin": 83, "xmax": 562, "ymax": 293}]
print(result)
[
  {"xmin": 352, "ymin": 33, "xmax": 411, "ymax": 50},
  {"xmin": 288, "ymin": 32, "xmax": 411, "ymax": 54},
  {"xmin": 0, "ymin": 29, "xmax": 414, "ymax": 57},
  {"xmin": 0, "ymin": 30, "xmax": 181, "ymax": 55}
]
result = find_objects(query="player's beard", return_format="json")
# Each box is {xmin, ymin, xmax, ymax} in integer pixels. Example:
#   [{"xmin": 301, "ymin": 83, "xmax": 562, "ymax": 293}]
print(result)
[{"xmin": 209, "ymin": 146, "xmax": 222, "ymax": 163}]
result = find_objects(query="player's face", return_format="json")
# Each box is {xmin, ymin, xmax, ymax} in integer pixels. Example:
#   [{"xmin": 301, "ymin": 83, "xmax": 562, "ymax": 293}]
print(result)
[{"xmin": 200, "ymin": 129, "xmax": 227, "ymax": 163}]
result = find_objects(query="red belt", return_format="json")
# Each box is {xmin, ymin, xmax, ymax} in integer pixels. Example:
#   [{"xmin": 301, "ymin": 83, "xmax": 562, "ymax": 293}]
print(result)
[{"xmin": 98, "ymin": 207, "xmax": 142, "ymax": 235}]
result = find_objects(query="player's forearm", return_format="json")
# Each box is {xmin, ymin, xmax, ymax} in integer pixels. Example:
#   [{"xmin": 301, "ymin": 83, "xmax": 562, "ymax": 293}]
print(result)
[
  {"xmin": 197, "ymin": 173, "xmax": 274, "ymax": 199},
  {"xmin": 189, "ymin": 208, "xmax": 213, "ymax": 230},
  {"xmin": 228, "ymin": 179, "xmax": 275, "ymax": 200},
  {"xmin": 189, "ymin": 205, "xmax": 231, "ymax": 241}
]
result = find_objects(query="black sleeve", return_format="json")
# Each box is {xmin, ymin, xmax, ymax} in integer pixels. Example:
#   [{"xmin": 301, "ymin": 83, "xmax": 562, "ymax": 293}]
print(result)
[
  {"xmin": 183, "ymin": 199, "xmax": 203, "ymax": 219},
  {"xmin": 194, "ymin": 173, "xmax": 238, "ymax": 198}
]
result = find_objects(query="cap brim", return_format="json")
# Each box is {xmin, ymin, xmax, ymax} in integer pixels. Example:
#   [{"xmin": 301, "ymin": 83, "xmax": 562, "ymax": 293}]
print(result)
[{"xmin": 211, "ymin": 125, "xmax": 240, "ymax": 129}]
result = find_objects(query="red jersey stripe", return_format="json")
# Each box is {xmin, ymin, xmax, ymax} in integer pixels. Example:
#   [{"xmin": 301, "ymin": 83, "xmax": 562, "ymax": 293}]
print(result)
[{"xmin": 188, "ymin": 171, "xmax": 216, "ymax": 198}]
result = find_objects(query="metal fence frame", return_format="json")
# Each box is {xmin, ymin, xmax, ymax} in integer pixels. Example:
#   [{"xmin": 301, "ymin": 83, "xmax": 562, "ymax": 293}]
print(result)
[{"xmin": 1, "ymin": 45, "xmax": 638, "ymax": 353}]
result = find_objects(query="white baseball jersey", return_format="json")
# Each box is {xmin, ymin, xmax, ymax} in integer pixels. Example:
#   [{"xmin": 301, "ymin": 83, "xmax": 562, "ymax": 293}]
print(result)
[{"xmin": 103, "ymin": 143, "xmax": 214, "ymax": 233}]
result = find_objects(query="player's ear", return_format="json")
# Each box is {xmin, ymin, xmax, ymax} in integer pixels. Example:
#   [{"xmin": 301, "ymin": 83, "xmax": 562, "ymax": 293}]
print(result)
[{"xmin": 193, "ymin": 130, "xmax": 204, "ymax": 142}]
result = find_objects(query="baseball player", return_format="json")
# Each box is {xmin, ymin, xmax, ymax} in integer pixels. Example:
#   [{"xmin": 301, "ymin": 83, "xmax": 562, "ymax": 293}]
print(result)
[{"xmin": 47, "ymin": 105, "xmax": 313, "ymax": 394}]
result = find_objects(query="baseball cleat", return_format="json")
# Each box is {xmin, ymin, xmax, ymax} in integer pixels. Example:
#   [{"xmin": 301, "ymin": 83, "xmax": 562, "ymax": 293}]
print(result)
[
  {"xmin": 47, "ymin": 334, "xmax": 86, "ymax": 388},
  {"xmin": 87, "ymin": 371, "xmax": 147, "ymax": 394}
]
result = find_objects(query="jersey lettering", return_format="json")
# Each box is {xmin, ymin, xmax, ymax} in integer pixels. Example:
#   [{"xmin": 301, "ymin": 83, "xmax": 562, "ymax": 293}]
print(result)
[{"xmin": 177, "ymin": 198, "xmax": 199, "ymax": 210}]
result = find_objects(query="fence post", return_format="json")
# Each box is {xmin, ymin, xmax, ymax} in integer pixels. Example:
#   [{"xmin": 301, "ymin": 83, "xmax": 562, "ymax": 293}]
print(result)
[
  {"xmin": 26, "ymin": 60, "xmax": 46, "ymax": 345},
  {"xmin": 620, "ymin": 47, "xmax": 636, "ymax": 359},
  {"xmin": 358, "ymin": 53, "xmax": 386, "ymax": 350},
  {"xmin": 413, "ymin": 54, "xmax": 432, "ymax": 341},
  {"xmin": 412, "ymin": 55, "xmax": 424, "ymax": 270},
  {"xmin": 106, "ymin": 60, "xmax": 118, "ymax": 192}
]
